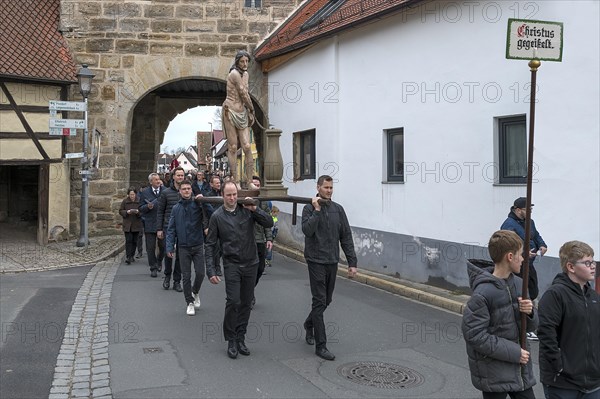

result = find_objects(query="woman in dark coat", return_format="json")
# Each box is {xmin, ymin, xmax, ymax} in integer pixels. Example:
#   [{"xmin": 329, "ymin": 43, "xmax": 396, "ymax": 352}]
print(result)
[{"xmin": 119, "ymin": 187, "xmax": 143, "ymax": 264}]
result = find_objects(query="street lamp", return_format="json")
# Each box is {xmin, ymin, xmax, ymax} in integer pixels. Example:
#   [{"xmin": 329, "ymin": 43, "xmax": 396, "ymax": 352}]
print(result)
[{"xmin": 76, "ymin": 64, "xmax": 95, "ymax": 247}]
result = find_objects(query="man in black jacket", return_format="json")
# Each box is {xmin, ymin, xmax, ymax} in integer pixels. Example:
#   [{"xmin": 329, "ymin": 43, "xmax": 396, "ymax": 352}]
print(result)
[
  {"xmin": 302, "ymin": 175, "xmax": 357, "ymax": 361},
  {"xmin": 538, "ymin": 241, "xmax": 600, "ymax": 399},
  {"xmin": 156, "ymin": 167, "xmax": 185, "ymax": 292},
  {"xmin": 139, "ymin": 173, "xmax": 165, "ymax": 278},
  {"xmin": 205, "ymin": 181, "xmax": 273, "ymax": 359}
]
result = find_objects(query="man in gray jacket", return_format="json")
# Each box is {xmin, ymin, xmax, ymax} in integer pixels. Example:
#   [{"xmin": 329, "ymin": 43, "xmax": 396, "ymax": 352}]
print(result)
[{"xmin": 302, "ymin": 175, "xmax": 357, "ymax": 361}]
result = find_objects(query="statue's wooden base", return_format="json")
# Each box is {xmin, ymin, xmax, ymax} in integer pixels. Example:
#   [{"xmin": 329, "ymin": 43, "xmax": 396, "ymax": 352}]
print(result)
[{"xmin": 237, "ymin": 189, "xmax": 260, "ymax": 197}]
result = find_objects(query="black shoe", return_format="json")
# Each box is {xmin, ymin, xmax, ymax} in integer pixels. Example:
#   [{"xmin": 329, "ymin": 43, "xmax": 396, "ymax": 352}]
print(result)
[
  {"xmin": 163, "ymin": 276, "xmax": 170, "ymax": 290},
  {"xmin": 125, "ymin": 257, "xmax": 131, "ymax": 265},
  {"xmin": 150, "ymin": 269, "xmax": 157, "ymax": 278},
  {"xmin": 227, "ymin": 341, "xmax": 238, "ymax": 359},
  {"xmin": 173, "ymin": 281, "xmax": 183, "ymax": 292},
  {"xmin": 136, "ymin": 252, "xmax": 143, "ymax": 258},
  {"xmin": 304, "ymin": 323, "xmax": 315, "ymax": 345},
  {"xmin": 316, "ymin": 347, "xmax": 335, "ymax": 361},
  {"xmin": 157, "ymin": 263, "xmax": 162, "ymax": 272},
  {"xmin": 237, "ymin": 340, "xmax": 250, "ymax": 356}
]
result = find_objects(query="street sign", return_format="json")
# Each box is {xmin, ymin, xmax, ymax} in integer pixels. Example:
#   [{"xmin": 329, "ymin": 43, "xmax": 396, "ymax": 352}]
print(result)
[
  {"xmin": 78, "ymin": 170, "xmax": 93, "ymax": 175},
  {"xmin": 49, "ymin": 127, "xmax": 77, "ymax": 136},
  {"xmin": 506, "ymin": 19, "xmax": 563, "ymax": 61},
  {"xmin": 65, "ymin": 152, "xmax": 85, "ymax": 159},
  {"xmin": 49, "ymin": 100, "xmax": 87, "ymax": 111},
  {"xmin": 49, "ymin": 118, "xmax": 86, "ymax": 129}
]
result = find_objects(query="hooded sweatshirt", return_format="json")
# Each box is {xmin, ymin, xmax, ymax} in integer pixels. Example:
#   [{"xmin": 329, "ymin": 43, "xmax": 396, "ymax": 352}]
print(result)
[{"xmin": 538, "ymin": 272, "xmax": 600, "ymax": 392}]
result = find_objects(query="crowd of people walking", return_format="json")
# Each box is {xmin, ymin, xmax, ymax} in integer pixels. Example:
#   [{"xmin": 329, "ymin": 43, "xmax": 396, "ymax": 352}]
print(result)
[{"xmin": 118, "ymin": 170, "xmax": 599, "ymax": 399}]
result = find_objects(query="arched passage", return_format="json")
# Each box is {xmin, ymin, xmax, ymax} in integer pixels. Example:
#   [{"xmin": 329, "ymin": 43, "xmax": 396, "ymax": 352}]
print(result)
[{"xmin": 128, "ymin": 77, "xmax": 266, "ymax": 188}]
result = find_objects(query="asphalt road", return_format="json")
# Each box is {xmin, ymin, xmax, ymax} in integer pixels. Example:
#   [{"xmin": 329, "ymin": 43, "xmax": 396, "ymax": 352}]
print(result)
[
  {"xmin": 0, "ymin": 265, "xmax": 92, "ymax": 399},
  {"xmin": 0, "ymin": 253, "xmax": 545, "ymax": 399},
  {"xmin": 109, "ymin": 254, "xmax": 544, "ymax": 399}
]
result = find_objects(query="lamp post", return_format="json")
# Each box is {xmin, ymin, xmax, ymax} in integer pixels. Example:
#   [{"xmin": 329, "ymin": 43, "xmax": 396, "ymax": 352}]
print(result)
[{"xmin": 76, "ymin": 64, "xmax": 95, "ymax": 247}]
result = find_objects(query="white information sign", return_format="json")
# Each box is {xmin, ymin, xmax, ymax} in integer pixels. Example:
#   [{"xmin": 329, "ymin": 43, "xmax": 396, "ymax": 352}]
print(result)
[
  {"xmin": 506, "ymin": 19, "xmax": 563, "ymax": 61},
  {"xmin": 49, "ymin": 127, "xmax": 77, "ymax": 136},
  {"xmin": 49, "ymin": 118, "xmax": 86, "ymax": 129},
  {"xmin": 49, "ymin": 100, "xmax": 87, "ymax": 111},
  {"xmin": 65, "ymin": 152, "xmax": 85, "ymax": 159}
]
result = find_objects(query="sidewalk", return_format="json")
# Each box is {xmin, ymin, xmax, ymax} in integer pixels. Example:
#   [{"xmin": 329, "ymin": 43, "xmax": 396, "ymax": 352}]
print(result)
[
  {"xmin": 274, "ymin": 243, "xmax": 470, "ymax": 314},
  {"xmin": 0, "ymin": 231, "xmax": 469, "ymax": 314},
  {"xmin": 0, "ymin": 234, "xmax": 124, "ymax": 274}
]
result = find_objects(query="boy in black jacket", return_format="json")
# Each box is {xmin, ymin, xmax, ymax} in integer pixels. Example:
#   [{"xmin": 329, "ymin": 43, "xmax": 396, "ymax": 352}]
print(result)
[{"xmin": 538, "ymin": 241, "xmax": 600, "ymax": 399}]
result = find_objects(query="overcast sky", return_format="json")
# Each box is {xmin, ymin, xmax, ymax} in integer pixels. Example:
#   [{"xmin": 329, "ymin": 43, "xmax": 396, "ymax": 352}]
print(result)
[{"xmin": 160, "ymin": 106, "xmax": 220, "ymax": 153}]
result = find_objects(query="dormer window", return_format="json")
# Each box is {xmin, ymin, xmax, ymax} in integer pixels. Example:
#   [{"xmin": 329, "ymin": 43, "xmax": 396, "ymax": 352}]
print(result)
[{"xmin": 301, "ymin": 0, "xmax": 345, "ymax": 31}]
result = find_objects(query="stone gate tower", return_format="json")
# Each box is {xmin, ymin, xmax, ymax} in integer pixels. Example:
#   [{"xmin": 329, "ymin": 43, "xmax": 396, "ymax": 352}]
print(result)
[{"xmin": 58, "ymin": 0, "xmax": 297, "ymax": 236}]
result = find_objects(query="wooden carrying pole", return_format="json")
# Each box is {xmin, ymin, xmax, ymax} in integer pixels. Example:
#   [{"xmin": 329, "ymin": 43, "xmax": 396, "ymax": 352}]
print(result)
[
  {"xmin": 195, "ymin": 196, "xmax": 330, "ymax": 225},
  {"xmin": 520, "ymin": 56, "xmax": 541, "ymax": 349}
]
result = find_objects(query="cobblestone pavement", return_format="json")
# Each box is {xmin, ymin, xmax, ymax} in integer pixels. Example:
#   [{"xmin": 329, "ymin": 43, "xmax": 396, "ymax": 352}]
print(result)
[
  {"xmin": 0, "ymin": 235, "xmax": 124, "ymax": 274},
  {"xmin": 49, "ymin": 256, "xmax": 120, "ymax": 399}
]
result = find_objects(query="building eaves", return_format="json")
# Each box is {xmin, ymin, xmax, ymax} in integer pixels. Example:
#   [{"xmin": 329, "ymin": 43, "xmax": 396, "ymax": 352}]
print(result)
[{"xmin": 254, "ymin": 0, "xmax": 423, "ymax": 62}]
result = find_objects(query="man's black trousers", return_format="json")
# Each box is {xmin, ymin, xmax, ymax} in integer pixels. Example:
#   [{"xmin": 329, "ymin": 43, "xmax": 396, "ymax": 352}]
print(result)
[
  {"xmin": 162, "ymin": 239, "xmax": 181, "ymax": 282},
  {"xmin": 145, "ymin": 232, "xmax": 165, "ymax": 271},
  {"xmin": 304, "ymin": 262, "xmax": 337, "ymax": 350},
  {"xmin": 255, "ymin": 242, "xmax": 266, "ymax": 286},
  {"xmin": 222, "ymin": 263, "xmax": 258, "ymax": 342},
  {"xmin": 179, "ymin": 244, "xmax": 205, "ymax": 305}
]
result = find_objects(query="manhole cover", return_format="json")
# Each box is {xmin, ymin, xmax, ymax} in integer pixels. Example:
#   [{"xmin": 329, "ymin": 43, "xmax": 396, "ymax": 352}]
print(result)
[
  {"xmin": 142, "ymin": 347, "xmax": 163, "ymax": 354},
  {"xmin": 337, "ymin": 361, "xmax": 424, "ymax": 389}
]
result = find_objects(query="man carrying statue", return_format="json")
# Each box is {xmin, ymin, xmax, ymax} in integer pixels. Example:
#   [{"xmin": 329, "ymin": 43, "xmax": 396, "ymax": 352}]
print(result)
[{"xmin": 222, "ymin": 50, "xmax": 257, "ymax": 190}]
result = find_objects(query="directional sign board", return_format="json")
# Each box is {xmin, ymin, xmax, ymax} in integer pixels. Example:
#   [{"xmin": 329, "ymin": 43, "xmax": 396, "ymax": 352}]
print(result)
[
  {"xmin": 49, "ymin": 100, "xmax": 87, "ymax": 111},
  {"xmin": 65, "ymin": 152, "xmax": 85, "ymax": 159},
  {"xmin": 49, "ymin": 118, "xmax": 86, "ymax": 129},
  {"xmin": 49, "ymin": 127, "xmax": 77, "ymax": 136},
  {"xmin": 506, "ymin": 19, "xmax": 563, "ymax": 61}
]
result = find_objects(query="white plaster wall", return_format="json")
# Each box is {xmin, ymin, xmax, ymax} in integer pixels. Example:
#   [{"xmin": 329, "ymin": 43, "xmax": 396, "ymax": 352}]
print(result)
[{"xmin": 268, "ymin": 0, "xmax": 599, "ymax": 257}]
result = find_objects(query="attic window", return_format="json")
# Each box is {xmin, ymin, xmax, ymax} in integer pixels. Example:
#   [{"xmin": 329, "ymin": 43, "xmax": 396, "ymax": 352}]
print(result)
[{"xmin": 301, "ymin": 0, "xmax": 345, "ymax": 31}]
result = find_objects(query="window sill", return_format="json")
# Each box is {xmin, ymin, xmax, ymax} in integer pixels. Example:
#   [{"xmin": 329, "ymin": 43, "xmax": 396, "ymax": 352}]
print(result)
[
  {"xmin": 493, "ymin": 183, "xmax": 527, "ymax": 186},
  {"xmin": 381, "ymin": 181, "xmax": 405, "ymax": 184}
]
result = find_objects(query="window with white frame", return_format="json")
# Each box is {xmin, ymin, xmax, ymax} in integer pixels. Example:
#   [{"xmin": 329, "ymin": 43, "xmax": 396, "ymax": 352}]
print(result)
[{"xmin": 497, "ymin": 115, "xmax": 527, "ymax": 184}]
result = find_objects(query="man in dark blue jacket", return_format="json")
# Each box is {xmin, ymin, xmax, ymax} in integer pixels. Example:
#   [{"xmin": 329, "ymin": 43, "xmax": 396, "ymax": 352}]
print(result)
[
  {"xmin": 501, "ymin": 197, "xmax": 548, "ymax": 302},
  {"xmin": 166, "ymin": 180, "xmax": 208, "ymax": 316},
  {"xmin": 192, "ymin": 170, "xmax": 210, "ymax": 197},
  {"xmin": 302, "ymin": 175, "xmax": 357, "ymax": 361},
  {"xmin": 139, "ymin": 173, "xmax": 165, "ymax": 278}
]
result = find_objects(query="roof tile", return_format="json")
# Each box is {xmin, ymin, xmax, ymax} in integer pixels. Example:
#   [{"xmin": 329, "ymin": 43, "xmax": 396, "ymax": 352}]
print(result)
[{"xmin": 0, "ymin": 0, "xmax": 77, "ymax": 82}]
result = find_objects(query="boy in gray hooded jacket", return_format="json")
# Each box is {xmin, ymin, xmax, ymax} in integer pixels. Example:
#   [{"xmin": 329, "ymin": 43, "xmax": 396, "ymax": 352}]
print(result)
[{"xmin": 462, "ymin": 230, "xmax": 538, "ymax": 399}]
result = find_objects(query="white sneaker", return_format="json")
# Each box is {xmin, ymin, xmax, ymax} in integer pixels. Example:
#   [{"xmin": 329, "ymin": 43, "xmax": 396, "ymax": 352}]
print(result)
[
  {"xmin": 192, "ymin": 292, "xmax": 201, "ymax": 309},
  {"xmin": 186, "ymin": 303, "xmax": 195, "ymax": 316},
  {"xmin": 526, "ymin": 332, "xmax": 538, "ymax": 341}
]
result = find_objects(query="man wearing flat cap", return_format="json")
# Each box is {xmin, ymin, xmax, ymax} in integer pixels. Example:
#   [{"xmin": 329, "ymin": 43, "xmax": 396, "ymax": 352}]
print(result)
[{"xmin": 501, "ymin": 197, "xmax": 548, "ymax": 337}]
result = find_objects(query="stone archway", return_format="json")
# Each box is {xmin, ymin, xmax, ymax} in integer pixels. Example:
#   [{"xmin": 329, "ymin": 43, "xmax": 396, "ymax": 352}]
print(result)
[
  {"xmin": 79, "ymin": 56, "xmax": 268, "ymax": 236},
  {"xmin": 128, "ymin": 76, "xmax": 267, "ymax": 188}
]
